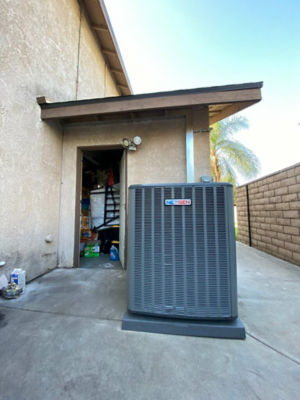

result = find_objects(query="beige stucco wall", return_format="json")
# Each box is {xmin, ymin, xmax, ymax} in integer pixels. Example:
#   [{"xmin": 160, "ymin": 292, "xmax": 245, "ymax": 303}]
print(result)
[
  {"xmin": 59, "ymin": 114, "xmax": 211, "ymax": 268},
  {"xmin": 0, "ymin": 0, "xmax": 118, "ymax": 280},
  {"xmin": 77, "ymin": 6, "xmax": 119, "ymax": 99},
  {"xmin": 59, "ymin": 117, "xmax": 187, "ymax": 267},
  {"xmin": 193, "ymin": 106, "xmax": 211, "ymax": 180}
]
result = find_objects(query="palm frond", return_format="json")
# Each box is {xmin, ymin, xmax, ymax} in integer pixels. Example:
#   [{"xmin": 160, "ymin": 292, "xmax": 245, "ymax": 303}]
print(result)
[
  {"xmin": 209, "ymin": 122, "xmax": 221, "ymax": 147},
  {"xmin": 220, "ymin": 116, "xmax": 249, "ymax": 139},
  {"xmin": 209, "ymin": 115, "xmax": 260, "ymax": 185},
  {"xmin": 216, "ymin": 139, "xmax": 260, "ymax": 178},
  {"xmin": 218, "ymin": 157, "xmax": 237, "ymax": 185}
]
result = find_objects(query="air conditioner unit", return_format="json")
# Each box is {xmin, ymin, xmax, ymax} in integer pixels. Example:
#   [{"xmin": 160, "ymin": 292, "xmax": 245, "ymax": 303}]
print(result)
[{"xmin": 123, "ymin": 183, "xmax": 244, "ymax": 338}]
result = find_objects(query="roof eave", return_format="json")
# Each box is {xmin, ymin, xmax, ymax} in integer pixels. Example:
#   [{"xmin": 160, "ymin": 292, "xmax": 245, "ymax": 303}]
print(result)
[
  {"xmin": 83, "ymin": 0, "xmax": 132, "ymax": 95},
  {"xmin": 38, "ymin": 82, "xmax": 263, "ymax": 123}
]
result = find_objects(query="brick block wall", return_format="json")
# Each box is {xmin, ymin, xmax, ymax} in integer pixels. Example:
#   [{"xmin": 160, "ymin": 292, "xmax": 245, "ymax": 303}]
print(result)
[{"xmin": 236, "ymin": 163, "xmax": 300, "ymax": 266}]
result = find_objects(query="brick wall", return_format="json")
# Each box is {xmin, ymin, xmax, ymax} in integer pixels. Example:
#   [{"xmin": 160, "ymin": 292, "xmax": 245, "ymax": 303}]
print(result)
[{"xmin": 236, "ymin": 163, "xmax": 300, "ymax": 266}]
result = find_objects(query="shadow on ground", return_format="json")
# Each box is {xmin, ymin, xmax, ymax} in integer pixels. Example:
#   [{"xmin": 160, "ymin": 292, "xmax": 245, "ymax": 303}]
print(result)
[{"xmin": 0, "ymin": 243, "xmax": 299, "ymax": 400}]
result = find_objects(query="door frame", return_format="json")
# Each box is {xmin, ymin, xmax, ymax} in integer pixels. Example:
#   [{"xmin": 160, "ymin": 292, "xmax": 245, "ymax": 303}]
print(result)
[{"xmin": 73, "ymin": 145, "xmax": 127, "ymax": 268}]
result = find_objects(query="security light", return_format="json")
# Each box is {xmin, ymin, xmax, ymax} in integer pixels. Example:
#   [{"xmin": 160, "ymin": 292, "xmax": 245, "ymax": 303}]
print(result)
[
  {"xmin": 133, "ymin": 136, "xmax": 142, "ymax": 146},
  {"xmin": 122, "ymin": 138, "xmax": 130, "ymax": 148},
  {"xmin": 122, "ymin": 136, "xmax": 142, "ymax": 150}
]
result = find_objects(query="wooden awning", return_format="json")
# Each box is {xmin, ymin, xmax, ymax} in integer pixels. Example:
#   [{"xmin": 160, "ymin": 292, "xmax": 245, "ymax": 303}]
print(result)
[{"xmin": 38, "ymin": 82, "xmax": 263, "ymax": 125}]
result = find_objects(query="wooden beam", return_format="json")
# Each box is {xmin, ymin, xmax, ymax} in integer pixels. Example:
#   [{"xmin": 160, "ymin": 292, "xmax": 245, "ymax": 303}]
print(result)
[
  {"xmin": 102, "ymin": 48, "xmax": 117, "ymax": 56},
  {"xmin": 41, "ymin": 88, "xmax": 261, "ymax": 121},
  {"xmin": 36, "ymin": 96, "xmax": 48, "ymax": 105},
  {"xmin": 117, "ymin": 84, "xmax": 129, "ymax": 90},
  {"xmin": 91, "ymin": 24, "xmax": 108, "ymax": 32},
  {"xmin": 110, "ymin": 68, "xmax": 123, "ymax": 74},
  {"xmin": 209, "ymin": 101, "xmax": 254, "ymax": 124}
]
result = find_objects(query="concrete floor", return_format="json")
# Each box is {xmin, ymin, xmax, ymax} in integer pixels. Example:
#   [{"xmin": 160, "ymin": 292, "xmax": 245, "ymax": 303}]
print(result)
[
  {"xmin": 80, "ymin": 253, "xmax": 122, "ymax": 270},
  {"xmin": 0, "ymin": 242, "xmax": 299, "ymax": 400}
]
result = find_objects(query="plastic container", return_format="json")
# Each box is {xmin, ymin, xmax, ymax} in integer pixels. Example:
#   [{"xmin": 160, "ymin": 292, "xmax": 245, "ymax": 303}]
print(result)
[
  {"xmin": 110, "ymin": 245, "xmax": 119, "ymax": 261},
  {"xmin": 10, "ymin": 269, "xmax": 26, "ymax": 291},
  {"xmin": 90, "ymin": 189, "xmax": 105, "ymax": 228},
  {"xmin": 84, "ymin": 241, "xmax": 100, "ymax": 258}
]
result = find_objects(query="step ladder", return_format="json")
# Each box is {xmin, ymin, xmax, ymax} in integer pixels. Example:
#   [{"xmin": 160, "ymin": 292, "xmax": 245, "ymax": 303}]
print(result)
[{"xmin": 94, "ymin": 185, "xmax": 120, "ymax": 230}]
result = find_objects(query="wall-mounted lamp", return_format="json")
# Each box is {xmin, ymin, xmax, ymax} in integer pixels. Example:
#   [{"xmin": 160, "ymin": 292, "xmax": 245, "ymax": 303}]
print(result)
[{"xmin": 122, "ymin": 136, "xmax": 142, "ymax": 151}]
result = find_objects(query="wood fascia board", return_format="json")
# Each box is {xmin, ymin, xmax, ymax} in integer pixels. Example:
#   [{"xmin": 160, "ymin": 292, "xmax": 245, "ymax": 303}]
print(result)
[
  {"xmin": 41, "ymin": 88, "xmax": 261, "ymax": 121},
  {"xmin": 110, "ymin": 68, "xmax": 123, "ymax": 74},
  {"xmin": 91, "ymin": 24, "xmax": 108, "ymax": 31},
  {"xmin": 97, "ymin": 0, "xmax": 132, "ymax": 94},
  {"xmin": 82, "ymin": 0, "xmax": 132, "ymax": 95},
  {"xmin": 117, "ymin": 84, "xmax": 130, "ymax": 90},
  {"xmin": 102, "ymin": 48, "xmax": 117, "ymax": 56},
  {"xmin": 209, "ymin": 100, "xmax": 256, "ymax": 124}
]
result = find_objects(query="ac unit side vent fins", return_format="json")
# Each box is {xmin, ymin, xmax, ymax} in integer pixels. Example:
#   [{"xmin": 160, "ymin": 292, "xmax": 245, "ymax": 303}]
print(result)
[{"xmin": 128, "ymin": 183, "xmax": 237, "ymax": 320}]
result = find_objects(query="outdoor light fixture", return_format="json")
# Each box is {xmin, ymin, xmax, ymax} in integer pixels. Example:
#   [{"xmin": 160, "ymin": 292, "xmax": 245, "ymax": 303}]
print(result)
[
  {"xmin": 133, "ymin": 136, "xmax": 142, "ymax": 145},
  {"xmin": 121, "ymin": 136, "xmax": 142, "ymax": 151},
  {"xmin": 122, "ymin": 138, "xmax": 130, "ymax": 148}
]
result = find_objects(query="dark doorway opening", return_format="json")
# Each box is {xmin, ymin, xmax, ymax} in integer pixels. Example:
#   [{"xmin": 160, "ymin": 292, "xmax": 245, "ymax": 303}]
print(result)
[{"xmin": 79, "ymin": 148, "xmax": 125, "ymax": 269}]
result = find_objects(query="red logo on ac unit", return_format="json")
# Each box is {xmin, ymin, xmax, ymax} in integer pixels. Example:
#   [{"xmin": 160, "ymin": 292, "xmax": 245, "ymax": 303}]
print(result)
[{"xmin": 165, "ymin": 199, "xmax": 192, "ymax": 206}]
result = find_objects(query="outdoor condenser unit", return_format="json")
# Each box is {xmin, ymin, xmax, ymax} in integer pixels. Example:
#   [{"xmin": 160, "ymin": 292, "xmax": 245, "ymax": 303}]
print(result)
[{"xmin": 127, "ymin": 183, "xmax": 239, "ymax": 322}]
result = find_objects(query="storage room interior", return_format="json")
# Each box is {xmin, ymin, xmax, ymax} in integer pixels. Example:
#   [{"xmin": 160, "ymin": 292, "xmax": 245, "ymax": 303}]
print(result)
[{"xmin": 79, "ymin": 148, "xmax": 124, "ymax": 269}]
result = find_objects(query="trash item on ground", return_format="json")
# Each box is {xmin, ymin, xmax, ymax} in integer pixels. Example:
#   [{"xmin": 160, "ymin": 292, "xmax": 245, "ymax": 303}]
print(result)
[
  {"xmin": 84, "ymin": 241, "xmax": 100, "ymax": 258},
  {"xmin": 1, "ymin": 282, "xmax": 22, "ymax": 299},
  {"xmin": 10, "ymin": 268, "xmax": 26, "ymax": 291},
  {"xmin": 110, "ymin": 245, "xmax": 119, "ymax": 261},
  {"xmin": 0, "ymin": 274, "xmax": 8, "ymax": 290},
  {"xmin": 103, "ymin": 263, "xmax": 113, "ymax": 269}
]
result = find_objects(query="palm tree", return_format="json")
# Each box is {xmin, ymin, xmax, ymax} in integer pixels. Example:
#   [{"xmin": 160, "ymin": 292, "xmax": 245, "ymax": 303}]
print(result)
[{"xmin": 210, "ymin": 116, "xmax": 260, "ymax": 185}]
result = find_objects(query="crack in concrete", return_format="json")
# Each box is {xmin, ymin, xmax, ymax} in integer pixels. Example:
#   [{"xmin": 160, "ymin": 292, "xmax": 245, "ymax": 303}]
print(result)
[
  {"xmin": 246, "ymin": 331, "xmax": 300, "ymax": 366},
  {"xmin": 1, "ymin": 304, "xmax": 299, "ymax": 367},
  {"xmin": 0, "ymin": 305, "xmax": 123, "ymax": 324}
]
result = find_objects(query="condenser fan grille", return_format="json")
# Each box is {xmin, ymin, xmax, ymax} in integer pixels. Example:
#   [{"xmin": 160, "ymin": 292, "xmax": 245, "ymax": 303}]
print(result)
[{"xmin": 128, "ymin": 183, "xmax": 237, "ymax": 320}]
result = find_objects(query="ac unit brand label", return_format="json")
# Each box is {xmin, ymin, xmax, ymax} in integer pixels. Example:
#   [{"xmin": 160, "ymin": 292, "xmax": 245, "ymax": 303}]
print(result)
[{"xmin": 165, "ymin": 199, "xmax": 192, "ymax": 206}]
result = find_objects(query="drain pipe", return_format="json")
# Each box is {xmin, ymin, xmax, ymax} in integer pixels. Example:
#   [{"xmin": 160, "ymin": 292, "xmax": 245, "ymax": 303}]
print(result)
[
  {"xmin": 186, "ymin": 112, "xmax": 194, "ymax": 183},
  {"xmin": 246, "ymin": 184, "xmax": 252, "ymax": 247}
]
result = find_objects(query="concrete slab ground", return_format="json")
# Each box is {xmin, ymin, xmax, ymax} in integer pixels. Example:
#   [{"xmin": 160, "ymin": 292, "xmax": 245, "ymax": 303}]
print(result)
[
  {"xmin": 79, "ymin": 253, "xmax": 122, "ymax": 270},
  {"xmin": 0, "ymin": 242, "xmax": 299, "ymax": 400}
]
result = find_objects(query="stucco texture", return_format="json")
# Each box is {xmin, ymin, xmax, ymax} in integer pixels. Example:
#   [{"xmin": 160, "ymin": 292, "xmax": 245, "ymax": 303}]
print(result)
[
  {"xmin": 193, "ymin": 106, "xmax": 211, "ymax": 179},
  {"xmin": 0, "ymin": 0, "xmax": 118, "ymax": 280},
  {"xmin": 59, "ymin": 117, "xmax": 188, "ymax": 267}
]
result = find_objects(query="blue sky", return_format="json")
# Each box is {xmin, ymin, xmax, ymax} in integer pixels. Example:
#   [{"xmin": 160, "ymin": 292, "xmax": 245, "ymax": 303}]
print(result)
[{"xmin": 105, "ymin": 0, "xmax": 300, "ymax": 183}]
